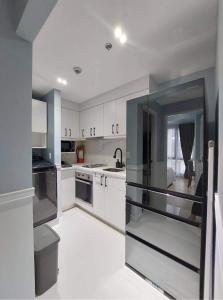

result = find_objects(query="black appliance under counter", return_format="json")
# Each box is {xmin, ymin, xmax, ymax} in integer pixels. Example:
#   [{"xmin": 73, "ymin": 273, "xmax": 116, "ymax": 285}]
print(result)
[{"xmin": 32, "ymin": 157, "xmax": 57, "ymax": 227}]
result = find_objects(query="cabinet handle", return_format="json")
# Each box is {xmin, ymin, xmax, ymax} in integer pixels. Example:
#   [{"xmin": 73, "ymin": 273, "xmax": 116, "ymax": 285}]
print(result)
[
  {"xmin": 69, "ymin": 129, "xmax": 71, "ymax": 137},
  {"xmin": 90, "ymin": 128, "xmax": 92, "ymax": 136},
  {"xmin": 116, "ymin": 124, "xmax": 119, "ymax": 134},
  {"xmin": 112, "ymin": 124, "xmax": 114, "ymax": 135},
  {"xmin": 65, "ymin": 128, "xmax": 67, "ymax": 136},
  {"xmin": 105, "ymin": 176, "xmax": 107, "ymax": 187},
  {"xmin": 100, "ymin": 175, "xmax": 104, "ymax": 186},
  {"xmin": 93, "ymin": 127, "xmax": 95, "ymax": 136}
]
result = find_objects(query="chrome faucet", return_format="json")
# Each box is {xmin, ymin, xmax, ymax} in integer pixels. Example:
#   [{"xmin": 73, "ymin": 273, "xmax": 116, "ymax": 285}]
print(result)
[{"xmin": 113, "ymin": 148, "xmax": 124, "ymax": 168}]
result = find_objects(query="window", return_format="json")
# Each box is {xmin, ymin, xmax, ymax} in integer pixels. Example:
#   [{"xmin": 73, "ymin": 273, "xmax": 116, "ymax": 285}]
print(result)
[{"xmin": 167, "ymin": 127, "xmax": 185, "ymax": 176}]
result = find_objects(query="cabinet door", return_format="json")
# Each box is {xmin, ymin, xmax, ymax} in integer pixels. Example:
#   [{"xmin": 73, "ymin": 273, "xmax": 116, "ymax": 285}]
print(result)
[
  {"xmin": 93, "ymin": 174, "xmax": 105, "ymax": 218},
  {"xmin": 103, "ymin": 101, "xmax": 116, "ymax": 137},
  {"xmin": 80, "ymin": 109, "xmax": 89, "ymax": 138},
  {"xmin": 32, "ymin": 99, "xmax": 47, "ymax": 133},
  {"xmin": 115, "ymin": 98, "xmax": 127, "ymax": 136},
  {"xmin": 61, "ymin": 108, "xmax": 69, "ymax": 138},
  {"xmin": 62, "ymin": 109, "xmax": 79, "ymax": 139},
  {"xmin": 104, "ymin": 176, "xmax": 126, "ymax": 231},
  {"xmin": 92, "ymin": 104, "xmax": 103, "ymax": 137},
  {"xmin": 67, "ymin": 110, "xmax": 79, "ymax": 139},
  {"xmin": 61, "ymin": 170, "xmax": 75, "ymax": 211}
]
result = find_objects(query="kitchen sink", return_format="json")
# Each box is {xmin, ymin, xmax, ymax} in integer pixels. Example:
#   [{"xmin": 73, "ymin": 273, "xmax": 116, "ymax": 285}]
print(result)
[{"xmin": 103, "ymin": 168, "xmax": 124, "ymax": 172}]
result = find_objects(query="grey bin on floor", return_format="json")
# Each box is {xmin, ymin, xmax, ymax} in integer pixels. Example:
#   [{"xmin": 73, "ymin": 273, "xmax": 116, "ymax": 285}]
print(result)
[{"xmin": 34, "ymin": 224, "xmax": 60, "ymax": 296}]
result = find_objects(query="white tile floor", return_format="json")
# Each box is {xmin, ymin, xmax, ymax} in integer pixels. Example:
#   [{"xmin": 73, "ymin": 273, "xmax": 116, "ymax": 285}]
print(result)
[{"xmin": 39, "ymin": 207, "xmax": 168, "ymax": 299}]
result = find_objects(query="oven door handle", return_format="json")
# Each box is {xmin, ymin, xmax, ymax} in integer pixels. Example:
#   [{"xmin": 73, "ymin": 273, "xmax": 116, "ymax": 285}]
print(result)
[{"xmin": 75, "ymin": 178, "xmax": 92, "ymax": 185}]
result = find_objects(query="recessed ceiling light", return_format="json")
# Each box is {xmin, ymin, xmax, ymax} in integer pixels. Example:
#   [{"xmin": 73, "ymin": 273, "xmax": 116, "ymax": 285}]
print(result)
[
  {"xmin": 57, "ymin": 77, "xmax": 67, "ymax": 85},
  {"xmin": 120, "ymin": 33, "xmax": 127, "ymax": 44},
  {"xmin": 114, "ymin": 26, "xmax": 122, "ymax": 38}
]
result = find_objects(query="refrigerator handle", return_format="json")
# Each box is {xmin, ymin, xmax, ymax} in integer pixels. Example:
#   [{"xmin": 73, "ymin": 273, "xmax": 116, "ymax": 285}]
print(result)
[{"xmin": 204, "ymin": 140, "xmax": 214, "ymax": 300}]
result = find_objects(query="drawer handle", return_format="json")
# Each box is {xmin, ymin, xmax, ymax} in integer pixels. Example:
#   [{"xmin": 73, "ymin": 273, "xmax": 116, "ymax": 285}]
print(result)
[
  {"xmin": 116, "ymin": 123, "xmax": 119, "ymax": 134},
  {"xmin": 93, "ymin": 127, "xmax": 95, "ymax": 136},
  {"xmin": 100, "ymin": 175, "xmax": 104, "ymax": 186},
  {"xmin": 105, "ymin": 176, "xmax": 107, "ymax": 187},
  {"xmin": 112, "ymin": 124, "xmax": 114, "ymax": 135}
]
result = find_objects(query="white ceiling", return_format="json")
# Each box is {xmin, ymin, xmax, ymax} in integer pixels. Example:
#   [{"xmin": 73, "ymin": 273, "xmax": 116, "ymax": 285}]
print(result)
[{"xmin": 33, "ymin": 0, "xmax": 218, "ymax": 103}]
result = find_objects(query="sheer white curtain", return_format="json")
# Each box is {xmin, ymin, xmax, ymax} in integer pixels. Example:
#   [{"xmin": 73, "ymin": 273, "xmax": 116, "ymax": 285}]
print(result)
[{"xmin": 167, "ymin": 127, "xmax": 185, "ymax": 176}]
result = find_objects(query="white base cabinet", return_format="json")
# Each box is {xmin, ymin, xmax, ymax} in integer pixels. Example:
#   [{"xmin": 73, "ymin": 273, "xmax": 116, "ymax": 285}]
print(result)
[
  {"xmin": 93, "ymin": 173, "xmax": 126, "ymax": 231},
  {"xmin": 61, "ymin": 169, "xmax": 75, "ymax": 211}
]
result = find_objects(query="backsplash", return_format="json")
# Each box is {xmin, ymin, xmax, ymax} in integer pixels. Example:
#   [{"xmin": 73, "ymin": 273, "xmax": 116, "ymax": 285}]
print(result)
[{"xmin": 84, "ymin": 138, "xmax": 126, "ymax": 166}]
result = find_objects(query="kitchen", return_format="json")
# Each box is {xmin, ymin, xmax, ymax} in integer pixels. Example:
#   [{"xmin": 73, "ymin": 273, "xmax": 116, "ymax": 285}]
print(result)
[{"xmin": 0, "ymin": 0, "xmax": 222, "ymax": 299}]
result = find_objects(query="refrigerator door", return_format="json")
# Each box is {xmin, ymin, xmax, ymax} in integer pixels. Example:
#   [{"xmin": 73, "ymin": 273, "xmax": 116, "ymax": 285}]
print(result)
[
  {"xmin": 126, "ymin": 184, "xmax": 203, "ymax": 226},
  {"xmin": 126, "ymin": 201, "xmax": 201, "ymax": 269},
  {"xmin": 126, "ymin": 234, "xmax": 200, "ymax": 299},
  {"xmin": 147, "ymin": 80, "xmax": 205, "ymax": 197},
  {"xmin": 126, "ymin": 79, "xmax": 205, "ymax": 198},
  {"xmin": 126, "ymin": 95, "xmax": 149, "ymax": 186}
]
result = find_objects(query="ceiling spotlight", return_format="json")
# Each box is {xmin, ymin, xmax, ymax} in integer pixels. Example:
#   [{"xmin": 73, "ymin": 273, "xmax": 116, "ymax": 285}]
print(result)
[
  {"xmin": 57, "ymin": 77, "xmax": 67, "ymax": 85},
  {"xmin": 73, "ymin": 66, "xmax": 82, "ymax": 75},
  {"xmin": 120, "ymin": 34, "xmax": 127, "ymax": 44},
  {"xmin": 114, "ymin": 26, "xmax": 122, "ymax": 38}
]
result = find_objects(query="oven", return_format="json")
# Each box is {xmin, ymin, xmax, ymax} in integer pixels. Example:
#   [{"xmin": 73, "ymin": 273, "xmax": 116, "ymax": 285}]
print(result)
[{"xmin": 75, "ymin": 172, "xmax": 93, "ymax": 205}]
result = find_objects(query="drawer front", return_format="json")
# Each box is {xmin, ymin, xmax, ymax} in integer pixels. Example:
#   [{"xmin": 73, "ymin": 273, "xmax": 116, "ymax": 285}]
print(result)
[
  {"xmin": 126, "ymin": 185, "xmax": 203, "ymax": 226},
  {"xmin": 126, "ymin": 235, "xmax": 200, "ymax": 299},
  {"xmin": 126, "ymin": 203, "xmax": 201, "ymax": 269}
]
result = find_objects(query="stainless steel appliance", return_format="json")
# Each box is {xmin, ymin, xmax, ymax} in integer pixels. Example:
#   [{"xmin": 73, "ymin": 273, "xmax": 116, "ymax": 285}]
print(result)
[
  {"xmin": 32, "ymin": 157, "xmax": 57, "ymax": 227},
  {"xmin": 75, "ymin": 172, "xmax": 93, "ymax": 204},
  {"xmin": 61, "ymin": 140, "xmax": 75, "ymax": 152},
  {"xmin": 126, "ymin": 79, "xmax": 207, "ymax": 299}
]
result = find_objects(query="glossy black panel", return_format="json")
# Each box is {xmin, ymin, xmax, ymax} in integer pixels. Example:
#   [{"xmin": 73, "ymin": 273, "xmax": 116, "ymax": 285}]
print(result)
[
  {"xmin": 126, "ymin": 185, "xmax": 202, "ymax": 225},
  {"xmin": 126, "ymin": 235, "xmax": 200, "ymax": 299},
  {"xmin": 126, "ymin": 202, "xmax": 201, "ymax": 268},
  {"xmin": 126, "ymin": 95, "xmax": 149, "ymax": 186},
  {"xmin": 126, "ymin": 79, "xmax": 205, "ymax": 197}
]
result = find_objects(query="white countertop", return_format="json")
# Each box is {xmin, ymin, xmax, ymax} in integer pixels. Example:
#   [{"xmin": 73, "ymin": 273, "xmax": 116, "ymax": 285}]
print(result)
[{"xmin": 61, "ymin": 163, "xmax": 126, "ymax": 179}]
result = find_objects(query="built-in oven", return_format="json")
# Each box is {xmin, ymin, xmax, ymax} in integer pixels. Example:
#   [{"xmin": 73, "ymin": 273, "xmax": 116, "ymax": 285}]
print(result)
[
  {"xmin": 75, "ymin": 172, "xmax": 93, "ymax": 205},
  {"xmin": 61, "ymin": 140, "xmax": 75, "ymax": 152}
]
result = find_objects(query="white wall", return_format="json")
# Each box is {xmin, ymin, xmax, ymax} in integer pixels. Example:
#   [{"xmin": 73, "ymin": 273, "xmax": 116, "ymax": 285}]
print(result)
[
  {"xmin": 0, "ymin": 0, "xmax": 32, "ymax": 194},
  {"xmin": 43, "ymin": 89, "xmax": 61, "ymax": 165},
  {"xmin": 0, "ymin": 1, "xmax": 35, "ymax": 298}
]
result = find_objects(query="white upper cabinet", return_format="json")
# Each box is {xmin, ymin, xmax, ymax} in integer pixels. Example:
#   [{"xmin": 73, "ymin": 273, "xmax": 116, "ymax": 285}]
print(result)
[
  {"xmin": 79, "ymin": 104, "xmax": 103, "ymax": 138},
  {"xmin": 61, "ymin": 108, "xmax": 79, "ymax": 139},
  {"xmin": 103, "ymin": 97, "xmax": 127, "ymax": 137},
  {"xmin": 32, "ymin": 99, "xmax": 47, "ymax": 133}
]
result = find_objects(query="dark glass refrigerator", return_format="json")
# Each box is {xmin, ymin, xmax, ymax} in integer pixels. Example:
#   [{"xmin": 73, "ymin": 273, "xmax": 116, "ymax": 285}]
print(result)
[{"xmin": 126, "ymin": 79, "xmax": 207, "ymax": 299}]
